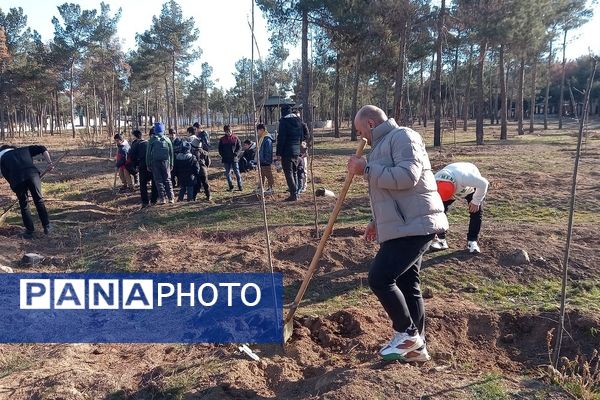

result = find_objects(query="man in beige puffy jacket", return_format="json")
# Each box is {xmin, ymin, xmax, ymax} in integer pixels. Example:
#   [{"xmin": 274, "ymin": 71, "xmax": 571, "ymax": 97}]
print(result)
[{"xmin": 347, "ymin": 105, "xmax": 448, "ymax": 362}]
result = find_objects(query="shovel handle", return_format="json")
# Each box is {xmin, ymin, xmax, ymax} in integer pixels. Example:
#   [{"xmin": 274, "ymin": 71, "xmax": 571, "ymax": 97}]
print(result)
[{"xmin": 284, "ymin": 138, "xmax": 368, "ymax": 324}]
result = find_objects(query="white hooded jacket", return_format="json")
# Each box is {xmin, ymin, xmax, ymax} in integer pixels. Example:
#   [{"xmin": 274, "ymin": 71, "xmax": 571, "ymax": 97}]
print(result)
[{"xmin": 435, "ymin": 162, "xmax": 489, "ymax": 206}]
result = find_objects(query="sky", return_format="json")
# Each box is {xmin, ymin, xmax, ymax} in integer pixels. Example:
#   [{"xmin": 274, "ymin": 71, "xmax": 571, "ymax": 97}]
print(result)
[{"xmin": 1, "ymin": 0, "xmax": 599, "ymax": 90}]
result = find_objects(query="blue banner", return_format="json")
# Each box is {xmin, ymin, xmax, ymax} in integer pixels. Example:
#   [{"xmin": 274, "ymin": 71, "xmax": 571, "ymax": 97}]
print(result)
[{"xmin": 0, "ymin": 273, "xmax": 283, "ymax": 343}]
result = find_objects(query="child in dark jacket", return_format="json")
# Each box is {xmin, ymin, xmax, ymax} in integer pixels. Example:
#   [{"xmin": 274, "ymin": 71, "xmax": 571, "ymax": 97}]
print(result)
[
  {"xmin": 239, "ymin": 139, "xmax": 257, "ymax": 173},
  {"xmin": 174, "ymin": 141, "xmax": 200, "ymax": 201}
]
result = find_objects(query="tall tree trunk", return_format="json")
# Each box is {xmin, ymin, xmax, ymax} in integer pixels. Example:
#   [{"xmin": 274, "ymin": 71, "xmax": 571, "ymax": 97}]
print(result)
[
  {"xmin": 172, "ymin": 52, "xmax": 178, "ymax": 132},
  {"xmin": 49, "ymin": 92, "xmax": 55, "ymax": 136},
  {"xmin": 418, "ymin": 59, "xmax": 425, "ymax": 125},
  {"xmin": 199, "ymin": 86, "xmax": 204, "ymax": 125},
  {"xmin": 425, "ymin": 55, "xmax": 434, "ymax": 127},
  {"xmin": 544, "ymin": 41, "xmax": 552, "ymax": 130},
  {"xmin": 340, "ymin": 72, "xmax": 348, "ymax": 128},
  {"xmin": 499, "ymin": 44, "xmax": 508, "ymax": 140},
  {"xmin": 350, "ymin": 53, "xmax": 361, "ymax": 141},
  {"xmin": 301, "ymin": 8, "xmax": 313, "ymax": 137},
  {"xmin": 102, "ymin": 78, "xmax": 109, "ymax": 137},
  {"xmin": 529, "ymin": 58, "xmax": 538, "ymax": 133},
  {"xmin": 558, "ymin": 29, "xmax": 567, "ymax": 129},
  {"xmin": 110, "ymin": 73, "xmax": 116, "ymax": 136},
  {"xmin": 85, "ymin": 101, "xmax": 90, "ymax": 134},
  {"xmin": 92, "ymin": 84, "xmax": 98, "ymax": 136},
  {"xmin": 452, "ymin": 41, "xmax": 459, "ymax": 130},
  {"xmin": 1, "ymin": 100, "xmax": 6, "ymax": 140},
  {"xmin": 205, "ymin": 89, "xmax": 210, "ymax": 127},
  {"xmin": 393, "ymin": 22, "xmax": 408, "ymax": 123},
  {"xmin": 117, "ymin": 96, "xmax": 121, "ymax": 133},
  {"xmin": 433, "ymin": 0, "xmax": 445, "ymax": 147},
  {"xmin": 164, "ymin": 75, "xmax": 171, "ymax": 128},
  {"xmin": 70, "ymin": 62, "xmax": 76, "ymax": 138},
  {"xmin": 334, "ymin": 53, "xmax": 341, "ymax": 138},
  {"xmin": 517, "ymin": 57, "xmax": 525, "ymax": 135},
  {"xmin": 489, "ymin": 52, "xmax": 495, "ymax": 125},
  {"xmin": 475, "ymin": 42, "xmax": 487, "ymax": 145},
  {"xmin": 56, "ymin": 92, "xmax": 62, "ymax": 134},
  {"xmin": 464, "ymin": 44, "xmax": 474, "ymax": 131}
]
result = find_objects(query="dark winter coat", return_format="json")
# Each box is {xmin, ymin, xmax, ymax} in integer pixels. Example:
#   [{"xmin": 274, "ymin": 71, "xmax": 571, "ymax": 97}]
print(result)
[
  {"xmin": 191, "ymin": 141, "xmax": 211, "ymax": 168},
  {"xmin": 0, "ymin": 145, "xmax": 47, "ymax": 191},
  {"xmin": 218, "ymin": 133, "xmax": 242, "ymax": 163},
  {"xmin": 276, "ymin": 114, "xmax": 309, "ymax": 158},
  {"xmin": 129, "ymin": 138, "xmax": 148, "ymax": 170},
  {"xmin": 174, "ymin": 152, "xmax": 200, "ymax": 187}
]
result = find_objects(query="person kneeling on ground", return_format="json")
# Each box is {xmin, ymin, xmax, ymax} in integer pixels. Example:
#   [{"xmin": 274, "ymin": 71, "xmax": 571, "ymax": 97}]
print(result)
[
  {"xmin": 347, "ymin": 105, "xmax": 448, "ymax": 363},
  {"xmin": 174, "ymin": 141, "xmax": 200, "ymax": 202},
  {"xmin": 239, "ymin": 139, "xmax": 256, "ymax": 173},
  {"xmin": 431, "ymin": 162, "xmax": 489, "ymax": 254},
  {"xmin": 0, "ymin": 144, "xmax": 54, "ymax": 238},
  {"xmin": 114, "ymin": 133, "xmax": 134, "ymax": 193}
]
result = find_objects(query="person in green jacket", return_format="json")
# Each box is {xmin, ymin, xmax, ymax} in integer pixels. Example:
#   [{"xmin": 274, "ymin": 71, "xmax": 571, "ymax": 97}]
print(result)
[{"xmin": 146, "ymin": 122, "xmax": 174, "ymax": 204}]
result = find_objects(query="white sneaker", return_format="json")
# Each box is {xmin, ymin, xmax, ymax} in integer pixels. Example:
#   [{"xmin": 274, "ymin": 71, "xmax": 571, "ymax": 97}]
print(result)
[
  {"xmin": 468, "ymin": 241, "xmax": 481, "ymax": 253},
  {"xmin": 264, "ymin": 188, "xmax": 273, "ymax": 195},
  {"xmin": 430, "ymin": 238, "xmax": 448, "ymax": 250},
  {"xmin": 379, "ymin": 331, "xmax": 424, "ymax": 361},
  {"xmin": 402, "ymin": 345, "xmax": 431, "ymax": 363}
]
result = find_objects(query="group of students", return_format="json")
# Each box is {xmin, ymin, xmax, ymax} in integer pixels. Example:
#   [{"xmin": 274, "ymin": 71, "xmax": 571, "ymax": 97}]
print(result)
[
  {"xmin": 216, "ymin": 121, "xmax": 309, "ymax": 197},
  {"xmin": 114, "ymin": 121, "xmax": 212, "ymax": 206},
  {"xmin": 113, "ymin": 104, "xmax": 312, "ymax": 209}
]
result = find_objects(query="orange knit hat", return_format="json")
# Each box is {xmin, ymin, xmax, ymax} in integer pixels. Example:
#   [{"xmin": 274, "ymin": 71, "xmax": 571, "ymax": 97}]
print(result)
[{"xmin": 437, "ymin": 180, "xmax": 455, "ymax": 202}]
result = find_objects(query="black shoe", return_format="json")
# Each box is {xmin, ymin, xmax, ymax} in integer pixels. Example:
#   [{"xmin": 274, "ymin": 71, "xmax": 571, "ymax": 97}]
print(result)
[
  {"xmin": 23, "ymin": 230, "xmax": 34, "ymax": 239},
  {"xmin": 227, "ymin": 187, "xmax": 234, "ymax": 192},
  {"xmin": 43, "ymin": 225, "xmax": 52, "ymax": 235},
  {"xmin": 284, "ymin": 195, "xmax": 298, "ymax": 202},
  {"xmin": 238, "ymin": 187, "xmax": 243, "ymax": 192}
]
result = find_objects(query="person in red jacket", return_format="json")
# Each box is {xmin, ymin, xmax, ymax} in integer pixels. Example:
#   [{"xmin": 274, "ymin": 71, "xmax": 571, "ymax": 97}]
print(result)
[{"xmin": 218, "ymin": 125, "xmax": 243, "ymax": 191}]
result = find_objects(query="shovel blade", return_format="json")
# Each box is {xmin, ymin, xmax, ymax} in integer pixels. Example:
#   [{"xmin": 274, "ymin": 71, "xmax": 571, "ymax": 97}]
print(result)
[{"xmin": 283, "ymin": 319, "xmax": 294, "ymax": 343}]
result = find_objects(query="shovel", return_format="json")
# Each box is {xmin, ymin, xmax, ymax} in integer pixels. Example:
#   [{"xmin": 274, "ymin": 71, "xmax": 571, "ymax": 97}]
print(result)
[{"xmin": 283, "ymin": 138, "xmax": 367, "ymax": 342}]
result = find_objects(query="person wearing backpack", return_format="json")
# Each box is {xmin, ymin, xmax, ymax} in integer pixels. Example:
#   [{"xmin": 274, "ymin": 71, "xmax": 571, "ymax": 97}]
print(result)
[
  {"xmin": 189, "ymin": 127, "xmax": 212, "ymax": 201},
  {"xmin": 146, "ymin": 122, "xmax": 174, "ymax": 204}
]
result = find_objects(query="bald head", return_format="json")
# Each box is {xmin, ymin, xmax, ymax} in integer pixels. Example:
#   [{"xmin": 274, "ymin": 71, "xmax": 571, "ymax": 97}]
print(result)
[
  {"xmin": 355, "ymin": 105, "xmax": 387, "ymax": 125},
  {"xmin": 354, "ymin": 105, "xmax": 388, "ymax": 145}
]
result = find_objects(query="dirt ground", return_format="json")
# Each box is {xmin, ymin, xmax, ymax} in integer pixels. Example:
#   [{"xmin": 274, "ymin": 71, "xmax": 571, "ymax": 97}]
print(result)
[{"xmin": 0, "ymin": 120, "xmax": 599, "ymax": 399}]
